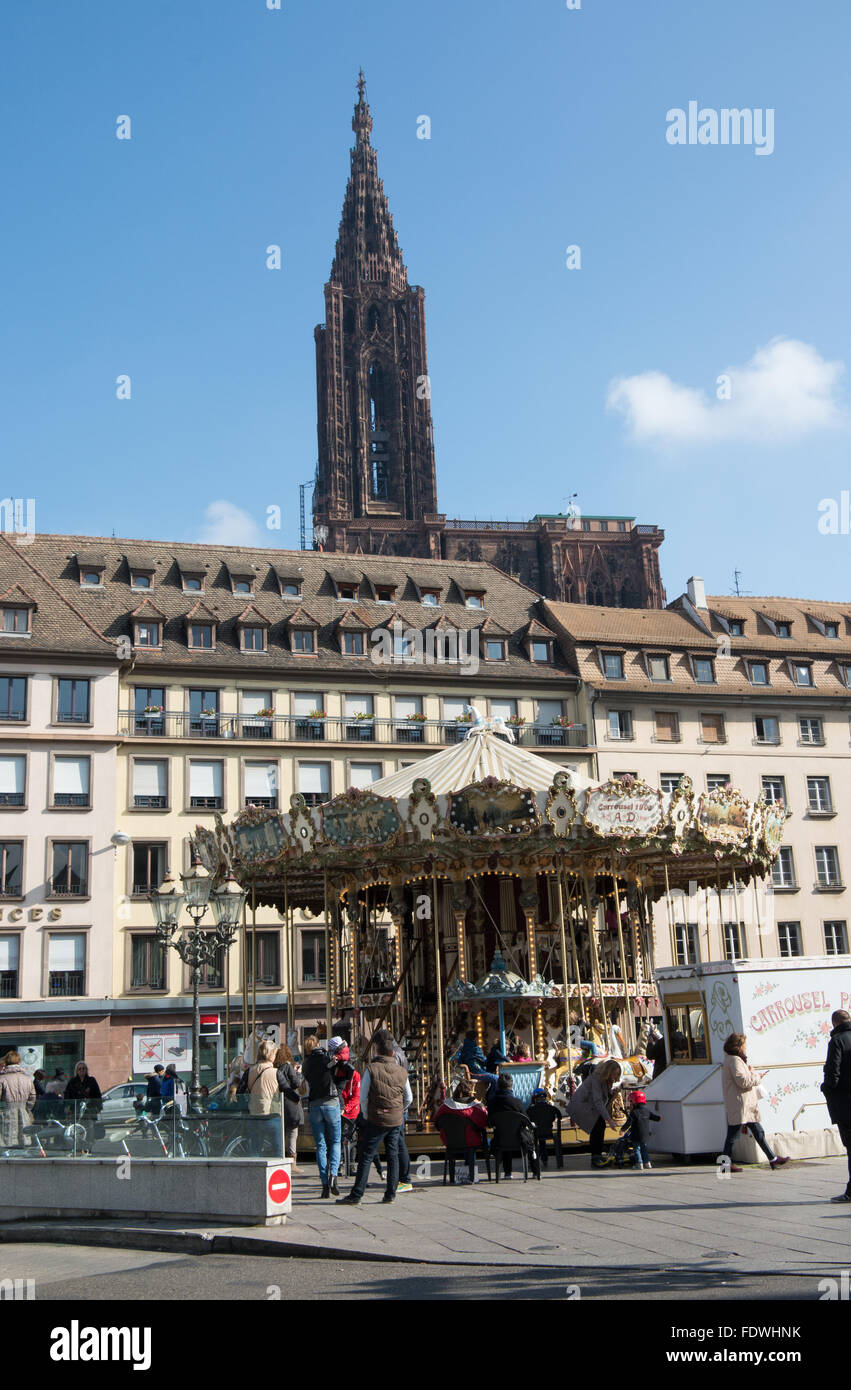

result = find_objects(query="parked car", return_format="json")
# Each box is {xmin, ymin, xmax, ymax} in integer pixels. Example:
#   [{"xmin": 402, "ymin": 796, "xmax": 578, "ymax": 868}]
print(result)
[{"xmin": 99, "ymin": 1081, "xmax": 149, "ymax": 1122}]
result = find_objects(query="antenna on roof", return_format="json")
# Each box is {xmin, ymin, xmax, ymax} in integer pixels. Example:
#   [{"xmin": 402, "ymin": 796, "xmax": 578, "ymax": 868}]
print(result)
[{"xmin": 731, "ymin": 569, "xmax": 752, "ymax": 598}]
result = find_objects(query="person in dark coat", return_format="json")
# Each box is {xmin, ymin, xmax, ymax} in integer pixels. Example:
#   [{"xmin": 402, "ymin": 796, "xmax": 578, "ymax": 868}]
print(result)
[
  {"xmin": 64, "ymin": 1060, "xmax": 102, "ymax": 1143},
  {"xmin": 527, "ymin": 1088, "xmax": 564, "ymax": 1168},
  {"xmin": 485, "ymin": 1038, "xmax": 509, "ymax": 1072},
  {"xmin": 623, "ymin": 1090, "xmax": 661, "ymax": 1170},
  {"xmin": 488, "ymin": 1075, "xmax": 539, "ymax": 1178},
  {"xmin": 141, "ymin": 1065, "xmax": 164, "ymax": 1116},
  {"xmin": 822, "ymin": 1009, "xmax": 851, "ymax": 1203},
  {"xmin": 646, "ymin": 1023, "xmax": 667, "ymax": 1078},
  {"xmin": 274, "ymin": 1043, "xmax": 304, "ymax": 1168}
]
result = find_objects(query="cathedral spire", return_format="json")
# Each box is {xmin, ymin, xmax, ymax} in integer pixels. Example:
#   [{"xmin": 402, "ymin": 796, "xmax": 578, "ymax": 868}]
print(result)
[
  {"xmin": 331, "ymin": 75, "xmax": 406, "ymax": 291},
  {"xmin": 353, "ymin": 68, "xmax": 372, "ymax": 145},
  {"xmin": 313, "ymin": 77, "xmax": 440, "ymax": 555}
]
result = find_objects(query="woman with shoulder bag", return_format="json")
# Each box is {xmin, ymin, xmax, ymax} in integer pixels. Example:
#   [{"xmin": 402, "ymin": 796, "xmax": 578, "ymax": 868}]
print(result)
[
  {"xmin": 274, "ymin": 1043, "xmax": 303, "ymax": 1169},
  {"xmin": 247, "ymin": 1039, "xmax": 282, "ymax": 1157},
  {"xmin": 720, "ymin": 1032, "xmax": 789, "ymax": 1172}
]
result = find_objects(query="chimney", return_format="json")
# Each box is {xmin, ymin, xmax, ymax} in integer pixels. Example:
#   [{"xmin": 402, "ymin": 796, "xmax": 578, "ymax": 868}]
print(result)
[{"xmin": 687, "ymin": 576, "xmax": 707, "ymax": 610}]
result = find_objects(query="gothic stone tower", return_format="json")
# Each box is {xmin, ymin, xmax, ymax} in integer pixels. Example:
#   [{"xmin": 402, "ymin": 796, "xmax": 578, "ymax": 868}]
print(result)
[{"xmin": 313, "ymin": 74, "xmax": 443, "ymax": 558}]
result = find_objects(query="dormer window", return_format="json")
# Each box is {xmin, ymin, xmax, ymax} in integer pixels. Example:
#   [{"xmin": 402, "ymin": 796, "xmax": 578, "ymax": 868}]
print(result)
[
  {"xmin": 692, "ymin": 656, "xmax": 715, "ymax": 684},
  {"xmin": 228, "ymin": 566, "xmax": 255, "ymax": 596},
  {"xmin": 338, "ymin": 584, "xmax": 358, "ymax": 601},
  {"xmin": 648, "ymin": 654, "xmax": 670, "ymax": 682},
  {"xmin": 793, "ymin": 662, "xmax": 813, "ymax": 687},
  {"xmin": 421, "ymin": 590, "xmax": 440, "ymax": 606},
  {"xmin": 131, "ymin": 573, "xmax": 152, "ymax": 590},
  {"xmin": 190, "ymin": 624, "xmax": 214, "ymax": 649},
  {"xmin": 136, "ymin": 621, "xmax": 161, "ymax": 649},
  {"xmin": 81, "ymin": 570, "xmax": 102, "ymax": 587},
  {"xmin": 531, "ymin": 640, "xmax": 552, "ymax": 663},
  {"xmin": 183, "ymin": 576, "xmax": 203, "ymax": 593},
  {"xmin": 375, "ymin": 586, "xmax": 395, "ymax": 604},
  {"xmin": 825, "ymin": 622, "xmax": 839, "ymax": 639},
  {"xmin": 729, "ymin": 620, "xmax": 745, "ymax": 637},
  {"xmin": 464, "ymin": 592, "xmax": 485, "ymax": 610},
  {"xmin": 484, "ymin": 639, "xmax": 506, "ymax": 661},
  {"xmin": 749, "ymin": 660, "xmax": 769, "ymax": 686},
  {"xmin": 241, "ymin": 626, "xmax": 265, "ymax": 652},
  {"xmin": 602, "ymin": 651, "xmax": 624, "ymax": 679},
  {"xmin": 274, "ymin": 567, "xmax": 304, "ymax": 598},
  {"xmin": 76, "ymin": 551, "xmax": 106, "ymax": 588},
  {"xmin": 343, "ymin": 632, "xmax": 365, "ymax": 656},
  {"xmin": 292, "ymin": 630, "xmax": 315, "ymax": 654},
  {"xmin": 776, "ymin": 622, "xmax": 792, "ymax": 639},
  {"xmin": 2, "ymin": 608, "xmax": 30, "ymax": 635}
]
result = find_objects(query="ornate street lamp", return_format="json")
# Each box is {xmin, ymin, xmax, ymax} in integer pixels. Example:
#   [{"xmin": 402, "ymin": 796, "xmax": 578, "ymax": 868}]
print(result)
[{"xmin": 150, "ymin": 852, "xmax": 247, "ymax": 1112}]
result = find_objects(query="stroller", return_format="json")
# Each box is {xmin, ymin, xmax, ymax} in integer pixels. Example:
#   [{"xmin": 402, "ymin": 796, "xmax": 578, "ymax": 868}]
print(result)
[{"xmin": 610, "ymin": 1126, "xmax": 637, "ymax": 1168}]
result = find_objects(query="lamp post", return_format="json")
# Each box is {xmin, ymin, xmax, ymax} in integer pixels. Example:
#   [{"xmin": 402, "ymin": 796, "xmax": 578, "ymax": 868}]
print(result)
[{"xmin": 150, "ymin": 852, "xmax": 247, "ymax": 1112}]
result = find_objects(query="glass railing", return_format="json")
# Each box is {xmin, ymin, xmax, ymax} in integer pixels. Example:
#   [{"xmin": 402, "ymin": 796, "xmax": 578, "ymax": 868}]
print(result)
[{"xmin": 0, "ymin": 1094, "xmax": 291, "ymax": 1160}]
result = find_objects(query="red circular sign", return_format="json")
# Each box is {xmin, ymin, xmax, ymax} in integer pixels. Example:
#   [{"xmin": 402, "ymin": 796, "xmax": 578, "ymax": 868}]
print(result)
[{"xmin": 268, "ymin": 1167, "xmax": 291, "ymax": 1205}]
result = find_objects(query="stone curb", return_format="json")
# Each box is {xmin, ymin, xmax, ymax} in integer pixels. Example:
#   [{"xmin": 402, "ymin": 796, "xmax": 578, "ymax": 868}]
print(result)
[{"xmin": 1, "ymin": 1219, "xmax": 849, "ymax": 1274}]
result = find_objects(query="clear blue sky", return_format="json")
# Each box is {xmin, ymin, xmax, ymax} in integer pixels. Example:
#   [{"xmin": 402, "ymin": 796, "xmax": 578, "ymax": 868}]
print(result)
[{"xmin": 2, "ymin": 0, "xmax": 849, "ymax": 600}]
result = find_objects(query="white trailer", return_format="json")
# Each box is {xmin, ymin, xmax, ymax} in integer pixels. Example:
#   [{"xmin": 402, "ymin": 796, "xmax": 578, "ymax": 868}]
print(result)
[{"xmin": 645, "ymin": 956, "xmax": 851, "ymax": 1160}]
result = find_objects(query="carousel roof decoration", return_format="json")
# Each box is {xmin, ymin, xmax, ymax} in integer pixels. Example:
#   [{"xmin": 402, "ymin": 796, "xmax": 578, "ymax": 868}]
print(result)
[
  {"xmin": 194, "ymin": 725, "xmax": 788, "ymax": 914},
  {"xmin": 447, "ymin": 949, "xmax": 559, "ymax": 1003}
]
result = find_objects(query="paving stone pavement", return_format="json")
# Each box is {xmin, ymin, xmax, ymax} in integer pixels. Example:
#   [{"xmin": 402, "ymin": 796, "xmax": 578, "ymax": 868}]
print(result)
[{"xmin": 4, "ymin": 1152, "xmax": 849, "ymax": 1273}]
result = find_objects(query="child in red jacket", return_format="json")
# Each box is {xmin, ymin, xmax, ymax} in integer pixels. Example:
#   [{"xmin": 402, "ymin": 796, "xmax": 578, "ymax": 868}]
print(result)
[
  {"xmin": 334, "ymin": 1043, "xmax": 384, "ymax": 1182},
  {"xmin": 435, "ymin": 1083, "xmax": 489, "ymax": 1184}
]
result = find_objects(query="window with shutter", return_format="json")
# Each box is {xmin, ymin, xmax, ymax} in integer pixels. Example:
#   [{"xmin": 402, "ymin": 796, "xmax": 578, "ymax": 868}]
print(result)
[
  {"xmin": 132, "ymin": 760, "xmax": 167, "ymax": 809},
  {"xmin": 189, "ymin": 761, "xmax": 223, "ymax": 809},
  {"xmin": 48, "ymin": 933, "xmax": 86, "ymax": 996},
  {"xmin": 53, "ymin": 756, "xmax": 90, "ymax": 807},
  {"xmin": 0, "ymin": 755, "xmax": 25, "ymax": 806},
  {"xmin": 245, "ymin": 762, "xmax": 278, "ymax": 807}
]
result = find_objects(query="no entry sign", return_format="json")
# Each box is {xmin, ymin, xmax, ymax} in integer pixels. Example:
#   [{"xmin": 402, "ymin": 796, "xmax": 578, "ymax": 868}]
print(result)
[{"xmin": 267, "ymin": 1166, "xmax": 291, "ymax": 1208}]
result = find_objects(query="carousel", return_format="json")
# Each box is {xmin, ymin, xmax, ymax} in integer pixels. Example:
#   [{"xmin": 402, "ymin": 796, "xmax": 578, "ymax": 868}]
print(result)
[{"xmin": 194, "ymin": 716, "xmax": 785, "ymax": 1124}]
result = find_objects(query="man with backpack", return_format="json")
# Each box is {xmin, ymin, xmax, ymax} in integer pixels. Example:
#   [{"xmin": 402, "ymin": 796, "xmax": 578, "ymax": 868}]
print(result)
[{"xmin": 337, "ymin": 1030, "xmax": 411, "ymax": 1206}]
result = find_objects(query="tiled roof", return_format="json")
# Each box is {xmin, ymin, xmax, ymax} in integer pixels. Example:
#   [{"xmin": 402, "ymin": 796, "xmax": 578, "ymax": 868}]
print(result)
[
  {"xmin": 1, "ymin": 535, "xmax": 573, "ymax": 684},
  {"xmin": 0, "ymin": 535, "xmax": 119, "ymax": 658},
  {"xmin": 545, "ymin": 601, "xmax": 714, "ymax": 647},
  {"xmin": 545, "ymin": 596, "xmax": 851, "ymax": 697}
]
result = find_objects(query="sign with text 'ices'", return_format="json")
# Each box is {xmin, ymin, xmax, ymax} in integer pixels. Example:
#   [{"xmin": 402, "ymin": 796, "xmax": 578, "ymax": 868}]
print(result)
[{"xmin": 583, "ymin": 783, "xmax": 663, "ymax": 839}]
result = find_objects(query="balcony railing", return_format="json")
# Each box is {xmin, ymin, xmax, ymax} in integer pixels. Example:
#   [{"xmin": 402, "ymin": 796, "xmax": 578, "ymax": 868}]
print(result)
[
  {"xmin": 119, "ymin": 711, "xmax": 588, "ymax": 749},
  {"xmin": 48, "ymin": 970, "xmax": 85, "ymax": 997},
  {"xmin": 0, "ymin": 793, "xmax": 24, "ymax": 806},
  {"xmin": 0, "ymin": 972, "xmax": 18, "ymax": 998}
]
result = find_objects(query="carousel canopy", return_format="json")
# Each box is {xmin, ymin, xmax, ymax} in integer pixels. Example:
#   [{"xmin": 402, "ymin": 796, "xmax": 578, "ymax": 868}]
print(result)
[{"xmin": 370, "ymin": 723, "xmax": 591, "ymax": 799}]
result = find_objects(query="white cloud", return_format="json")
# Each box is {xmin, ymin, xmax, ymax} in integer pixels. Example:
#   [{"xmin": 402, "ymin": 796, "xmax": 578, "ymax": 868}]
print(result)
[
  {"xmin": 196, "ymin": 500, "xmax": 267, "ymax": 547},
  {"xmin": 607, "ymin": 338, "xmax": 846, "ymax": 446}
]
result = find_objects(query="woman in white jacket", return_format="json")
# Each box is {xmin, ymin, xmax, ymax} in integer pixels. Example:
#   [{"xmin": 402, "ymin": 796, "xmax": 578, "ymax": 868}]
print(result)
[{"xmin": 720, "ymin": 1032, "xmax": 789, "ymax": 1172}]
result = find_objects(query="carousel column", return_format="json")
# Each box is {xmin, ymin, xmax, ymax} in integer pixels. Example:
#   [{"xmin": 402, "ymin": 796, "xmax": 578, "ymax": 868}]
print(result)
[
  {"xmin": 610, "ymin": 858, "xmax": 636, "ymax": 1053},
  {"xmin": 582, "ymin": 872, "xmax": 610, "ymax": 1045},
  {"xmin": 389, "ymin": 887, "xmax": 405, "ymax": 1043},
  {"xmin": 519, "ymin": 881, "xmax": 545, "ymax": 1063}
]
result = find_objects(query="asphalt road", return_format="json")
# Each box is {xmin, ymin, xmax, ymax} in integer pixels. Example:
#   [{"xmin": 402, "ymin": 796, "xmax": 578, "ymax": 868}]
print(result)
[{"xmin": 0, "ymin": 1243, "xmax": 829, "ymax": 1301}]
